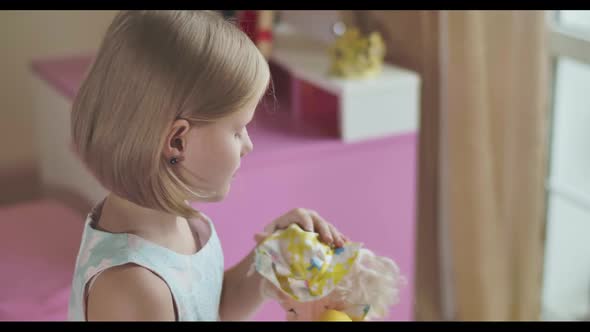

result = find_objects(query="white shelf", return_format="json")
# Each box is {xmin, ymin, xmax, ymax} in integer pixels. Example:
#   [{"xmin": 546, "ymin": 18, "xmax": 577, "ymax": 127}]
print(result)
[
  {"xmin": 271, "ymin": 24, "xmax": 421, "ymax": 96},
  {"xmin": 270, "ymin": 23, "xmax": 421, "ymax": 143}
]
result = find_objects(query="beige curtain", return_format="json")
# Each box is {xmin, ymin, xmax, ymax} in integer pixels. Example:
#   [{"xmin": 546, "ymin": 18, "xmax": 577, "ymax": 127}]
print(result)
[
  {"xmin": 442, "ymin": 11, "xmax": 548, "ymax": 320},
  {"xmin": 350, "ymin": 10, "xmax": 549, "ymax": 320}
]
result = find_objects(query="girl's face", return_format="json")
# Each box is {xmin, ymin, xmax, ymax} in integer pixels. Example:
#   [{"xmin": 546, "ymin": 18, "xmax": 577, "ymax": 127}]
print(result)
[{"xmin": 178, "ymin": 96, "xmax": 257, "ymax": 201}]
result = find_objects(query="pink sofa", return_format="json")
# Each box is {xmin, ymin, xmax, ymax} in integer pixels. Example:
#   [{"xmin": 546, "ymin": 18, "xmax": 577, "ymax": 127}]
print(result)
[{"xmin": 0, "ymin": 199, "xmax": 83, "ymax": 321}]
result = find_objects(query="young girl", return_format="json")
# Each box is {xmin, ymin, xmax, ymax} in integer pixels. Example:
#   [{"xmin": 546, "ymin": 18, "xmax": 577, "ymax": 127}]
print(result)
[{"xmin": 67, "ymin": 10, "xmax": 347, "ymax": 321}]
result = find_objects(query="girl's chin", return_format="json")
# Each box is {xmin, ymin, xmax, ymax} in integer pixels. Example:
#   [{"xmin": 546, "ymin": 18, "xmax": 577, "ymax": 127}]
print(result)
[
  {"xmin": 208, "ymin": 183, "xmax": 232, "ymax": 202},
  {"xmin": 188, "ymin": 186, "xmax": 229, "ymax": 203}
]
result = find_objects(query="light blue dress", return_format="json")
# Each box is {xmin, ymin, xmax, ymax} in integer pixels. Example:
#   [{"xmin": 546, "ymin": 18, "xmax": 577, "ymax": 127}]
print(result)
[{"xmin": 67, "ymin": 199, "xmax": 224, "ymax": 321}]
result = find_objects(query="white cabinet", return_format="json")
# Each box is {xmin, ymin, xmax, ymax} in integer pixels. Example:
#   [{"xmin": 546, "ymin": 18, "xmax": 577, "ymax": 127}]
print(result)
[{"xmin": 270, "ymin": 24, "xmax": 421, "ymax": 143}]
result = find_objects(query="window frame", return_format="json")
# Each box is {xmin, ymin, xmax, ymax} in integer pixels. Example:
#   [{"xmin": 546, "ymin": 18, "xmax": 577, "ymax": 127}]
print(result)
[
  {"xmin": 545, "ymin": 10, "xmax": 590, "ymax": 212},
  {"xmin": 542, "ymin": 10, "xmax": 590, "ymax": 321}
]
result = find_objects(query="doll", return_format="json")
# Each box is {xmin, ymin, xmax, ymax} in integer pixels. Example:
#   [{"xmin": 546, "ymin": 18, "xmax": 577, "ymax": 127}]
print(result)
[
  {"xmin": 249, "ymin": 224, "xmax": 405, "ymax": 321},
  {"xmin": 328, "ymin": 27, "xmax": 386, "ymax": 79}
]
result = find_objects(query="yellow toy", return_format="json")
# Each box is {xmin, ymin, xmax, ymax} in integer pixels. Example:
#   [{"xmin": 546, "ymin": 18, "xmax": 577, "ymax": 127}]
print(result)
[
  {"xmin": 249, "ymin": 224, "xmax": 405, "ymax": 321},
  {"xmin": 319, "ymin": 309, "xmax": 353, "ymax": 321},
  {"xmin": 328, "ymin": 27, "xmax": 386, "ymax": 79}
]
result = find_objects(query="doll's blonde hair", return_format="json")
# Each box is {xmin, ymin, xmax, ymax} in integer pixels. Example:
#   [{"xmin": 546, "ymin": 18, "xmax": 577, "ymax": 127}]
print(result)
[
  {"xmin": 260, "ymin": 248, "xmax": 406, "ymax": 320},
  {"xmin": 71, "ymin": 10, "xmax": 270, "ymax": 219}
]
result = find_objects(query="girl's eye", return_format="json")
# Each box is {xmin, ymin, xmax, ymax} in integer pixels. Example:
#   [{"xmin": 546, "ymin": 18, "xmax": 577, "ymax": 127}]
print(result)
[{"xmin": 288, "ymin": 308, "xmax": 297, "ymax": 314}]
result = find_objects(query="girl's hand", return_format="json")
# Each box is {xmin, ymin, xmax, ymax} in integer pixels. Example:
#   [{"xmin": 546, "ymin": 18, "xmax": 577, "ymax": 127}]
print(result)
[{"xmin": 254, "ymin": 208, "xmax": 349, "ymax": 248}]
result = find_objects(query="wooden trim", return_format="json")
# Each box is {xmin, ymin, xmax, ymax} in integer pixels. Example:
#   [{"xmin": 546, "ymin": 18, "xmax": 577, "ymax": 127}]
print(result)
[
  {"xmin": 415, "ymin": 10, "xmax": 443, "ymax": 321},
  {"xmin": 437, "ymin": 10, "xmax": 454, "ymax": 321},
  {"xmin": 351, "ymin": 10, "xmax": 444, "ymax": 320}
]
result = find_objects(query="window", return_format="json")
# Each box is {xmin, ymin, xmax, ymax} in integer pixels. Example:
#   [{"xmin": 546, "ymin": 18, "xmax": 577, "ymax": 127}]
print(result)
[{"xmin": 542, "ymin": 10, "xmax": 590, "ymax": 321}]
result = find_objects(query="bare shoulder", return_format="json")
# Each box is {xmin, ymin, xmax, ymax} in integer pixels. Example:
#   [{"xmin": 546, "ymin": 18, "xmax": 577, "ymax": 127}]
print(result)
[{"xmin": 86, "ymin": 263, "xmax": 176, "ymax": 321}]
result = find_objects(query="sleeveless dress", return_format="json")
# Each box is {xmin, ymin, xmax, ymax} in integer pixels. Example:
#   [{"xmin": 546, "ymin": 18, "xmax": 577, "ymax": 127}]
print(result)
[{"xmin": 67, "ymin": 199, "xmax": 224, "ymax": 321}]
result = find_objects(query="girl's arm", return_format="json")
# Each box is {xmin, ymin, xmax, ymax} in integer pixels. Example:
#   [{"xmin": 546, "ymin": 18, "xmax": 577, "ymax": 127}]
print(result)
[
  {"xmin": 219, "ymin": 249, "xmax": 265, "ymax": 321},
  {"xmin": 87, "ymin": 264, "xmax": 176, "ymax": 321},
  {"xmin": 218, "ymin": 208, "xmax": 347, "ymax": 321}
]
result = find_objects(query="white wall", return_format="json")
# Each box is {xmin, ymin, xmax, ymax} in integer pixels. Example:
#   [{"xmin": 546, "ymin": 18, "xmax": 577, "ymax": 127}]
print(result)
[
  {"xmin": 0, "ymin": 10, "xmax": 117, "ymax": 202},
  {"xmin": 278, "ymin": 10, "xmax": 340, "ymax": 44}
]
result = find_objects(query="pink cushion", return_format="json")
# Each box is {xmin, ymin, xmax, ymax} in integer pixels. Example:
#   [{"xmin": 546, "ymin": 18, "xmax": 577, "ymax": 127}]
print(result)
[{"xmin": 0, "ymin": 199, "xmax": 84, "ymax": 321}]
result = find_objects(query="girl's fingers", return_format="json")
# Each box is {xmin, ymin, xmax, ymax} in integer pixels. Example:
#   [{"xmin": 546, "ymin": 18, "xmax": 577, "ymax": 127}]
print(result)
[
  {"xmin": 308, "ymin": 211, "xmax": 335, "ymax": 245},
  {"xmin": 283, "ymin": 208, "xmax": 314, "ymax": 232},
  {"xmin": 263, "ymin": 223, "xmax": 276, "ymax": 234},
  {"xmin": 271, "ymin": 208, "xmax": 315, "ymax": 233},
  {"xmin": 327, "ymin": 223, "xmax": 345, "ymax": 247},
  {"xmin": 254, "ymin": 232, "xmax": 270, "ymax": 244},
  {"xmin": 264, "ymin": 209, "xmax": 349, "ymax": 247}
]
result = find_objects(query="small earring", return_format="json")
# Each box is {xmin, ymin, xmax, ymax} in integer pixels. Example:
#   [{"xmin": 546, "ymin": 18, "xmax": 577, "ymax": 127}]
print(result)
[{"xmin": 170, "ymin": 157, "xmax": 182, "ymax": 165}]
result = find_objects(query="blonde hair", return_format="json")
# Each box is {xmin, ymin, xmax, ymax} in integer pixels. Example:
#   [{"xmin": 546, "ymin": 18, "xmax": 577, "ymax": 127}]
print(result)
[
  {"xmin": 71, "ymin": 10, "xmax": 270, "ymax": 219},
  {"xmin": 259, "ymin": 248, "xmax": 406, "ymax": 320}
]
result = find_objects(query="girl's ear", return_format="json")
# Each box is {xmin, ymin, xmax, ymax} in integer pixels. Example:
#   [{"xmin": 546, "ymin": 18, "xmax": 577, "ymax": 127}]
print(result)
[{"xmin": 163, "ymin": 119, "xmax": 191, "ymax": 160}]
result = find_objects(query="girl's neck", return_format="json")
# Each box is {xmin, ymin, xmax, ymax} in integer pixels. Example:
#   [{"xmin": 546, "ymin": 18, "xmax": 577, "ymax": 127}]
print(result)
[{"xmin": 96, "ymin": 193, "xmax": 187, "ymax": 238}]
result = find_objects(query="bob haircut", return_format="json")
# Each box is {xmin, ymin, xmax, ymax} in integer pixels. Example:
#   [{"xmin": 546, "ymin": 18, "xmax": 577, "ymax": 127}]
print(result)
[{"xmin": 71, "ymin": 10, "xmax": 270, "ymax": 219}]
